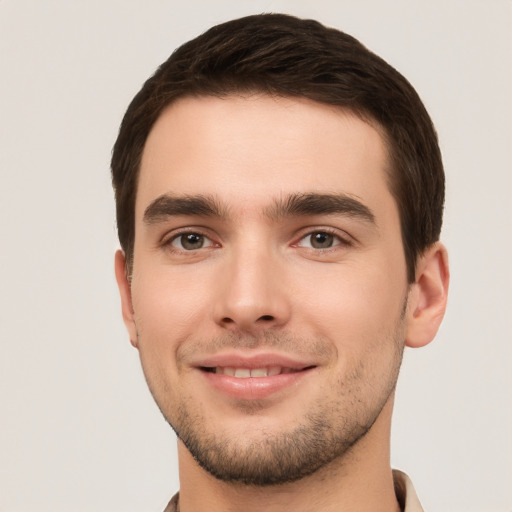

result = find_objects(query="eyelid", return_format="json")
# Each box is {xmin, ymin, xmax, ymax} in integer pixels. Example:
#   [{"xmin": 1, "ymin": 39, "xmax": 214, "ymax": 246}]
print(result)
[
  {"xmin": 171, "ymin": 233, "xmax": 215, "ymax": 249},
  {"xmin": 157, "ymin": 225, "xmax": 354, "ymax": 252},
  {"xmin": 293, "ymin": 227, "xmax": 354, "ymax": 248},
  {"xmin": 160, "ymin": 227, "xmax": 220, "ymax": 250}
]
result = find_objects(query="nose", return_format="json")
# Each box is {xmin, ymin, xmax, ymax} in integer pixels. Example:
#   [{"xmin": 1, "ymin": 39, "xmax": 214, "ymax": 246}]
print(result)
[{"xmin": 213, "ymin": 245, "xmax": 292, "ymax": 333}]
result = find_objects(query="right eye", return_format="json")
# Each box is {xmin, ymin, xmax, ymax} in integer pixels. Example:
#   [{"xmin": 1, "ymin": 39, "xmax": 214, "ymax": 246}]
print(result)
[{"xmin": 170, "ymin": 232, "xmax": 215, "ymax": 251}]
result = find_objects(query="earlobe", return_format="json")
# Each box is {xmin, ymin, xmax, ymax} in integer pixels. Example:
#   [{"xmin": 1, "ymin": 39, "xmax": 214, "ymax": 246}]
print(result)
[
  {"xmin": 114, "ymin": 250, "xmax": 139, "ymax": 348},
  {"xmin": 405, "ymin": 242, "xmax": 449, "ymax": 348}
]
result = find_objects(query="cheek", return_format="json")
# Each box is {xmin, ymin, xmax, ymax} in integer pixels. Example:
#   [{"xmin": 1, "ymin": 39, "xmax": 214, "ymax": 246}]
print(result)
[
  {"xmin": 300, "ymin": 265, "xmax": 406, "ymax": 397},
  {"xmin": 131, "ymin": 266, "xmax": 213, "ymax": 349},
  {"xmin": 296, "ymin": 259, "xmax": 407, "ymax": 349},
  {"xmin": 130, "ymin": 270, "xmax": 205, "ymax": 402}
]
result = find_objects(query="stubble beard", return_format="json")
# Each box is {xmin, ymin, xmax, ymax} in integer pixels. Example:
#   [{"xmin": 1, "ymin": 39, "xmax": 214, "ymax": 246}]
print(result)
[
  {"xmin": 148, "ymin": 324, "xmax": 406, "ymax": 487},
  {"xmin": 171, "ymin": 392, "xmax": 393, "ymax": 486}
]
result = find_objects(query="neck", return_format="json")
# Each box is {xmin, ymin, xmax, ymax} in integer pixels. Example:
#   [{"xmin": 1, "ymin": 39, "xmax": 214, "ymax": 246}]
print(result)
[{"xmin": 176, "ymin": 398, "xmax": 400, "ymax": 512}]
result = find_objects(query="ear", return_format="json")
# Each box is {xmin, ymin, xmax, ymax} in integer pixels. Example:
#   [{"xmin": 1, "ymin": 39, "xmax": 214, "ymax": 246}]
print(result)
[
  {"xmin": 405, "ymin": 242, "xmax": 449, "ymax": 348},
  {"xmin": 114, "ymin": 250, "xmax": 139, "ymax": 348}
]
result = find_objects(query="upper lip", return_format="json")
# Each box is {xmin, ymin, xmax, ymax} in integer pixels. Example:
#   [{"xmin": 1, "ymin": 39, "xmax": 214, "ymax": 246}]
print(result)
[{"xmin": 193, "ymin": 352, "xmax": 318, "ymax": 370}]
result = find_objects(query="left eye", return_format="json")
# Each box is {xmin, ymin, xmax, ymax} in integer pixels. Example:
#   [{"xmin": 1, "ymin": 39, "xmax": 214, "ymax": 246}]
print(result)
[
  {"xmin": 297, "ymin": 231, "xmax": 341, "ymax": 249},
  {"xmin": 170, "ymin": 233, "xmax": 214, "ymax": 251}
]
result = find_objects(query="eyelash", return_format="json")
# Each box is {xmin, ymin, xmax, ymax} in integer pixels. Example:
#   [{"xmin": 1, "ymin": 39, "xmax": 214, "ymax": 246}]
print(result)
[
  {"xmin": 293, "ymin": 227, "xmax": 353, "ymax": 251},
  {"xmin": 161, "ymin": 229, "xmax": 218, "ymax": 253},
  {"xmin": 160, "ymin": 227, "xmax": 353, "ymax": 254}
]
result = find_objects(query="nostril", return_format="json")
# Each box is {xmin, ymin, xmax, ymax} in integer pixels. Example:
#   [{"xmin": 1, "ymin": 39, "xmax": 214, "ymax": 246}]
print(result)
[{"xmin": 219, "ymin": 314, "xmax": 276, "ymax": 327}]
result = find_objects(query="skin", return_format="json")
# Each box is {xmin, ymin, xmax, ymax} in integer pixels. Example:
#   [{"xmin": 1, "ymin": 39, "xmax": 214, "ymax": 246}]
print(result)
[{"xmin": 115, "ymin": 94, "xmax": 449, "ymax": 512}]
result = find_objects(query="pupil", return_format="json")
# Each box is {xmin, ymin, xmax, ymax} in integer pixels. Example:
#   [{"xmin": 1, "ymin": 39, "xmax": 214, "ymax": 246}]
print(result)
[
  {"xmin": 312, "ymin": 232, "xmax": 333, "ymax": 248},
  {"xmin": 182, "ymin": 233, "xmax": 203, "ymax": 250}
]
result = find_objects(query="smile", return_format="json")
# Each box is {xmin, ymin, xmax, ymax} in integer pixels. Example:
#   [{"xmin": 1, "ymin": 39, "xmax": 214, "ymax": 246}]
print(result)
[
  {"xmin": 204, "ymin": 366, "xmax": 304, "ymax": 378},
  {"xmin": 199, "ymin": 362, "xmax": 317, "ymax": 400}
]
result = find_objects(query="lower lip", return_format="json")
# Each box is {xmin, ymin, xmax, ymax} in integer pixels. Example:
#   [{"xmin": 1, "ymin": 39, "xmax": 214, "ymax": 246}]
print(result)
[{"xmin": 199, "ymin": 368, "xmax": 315, "ymax": 400}]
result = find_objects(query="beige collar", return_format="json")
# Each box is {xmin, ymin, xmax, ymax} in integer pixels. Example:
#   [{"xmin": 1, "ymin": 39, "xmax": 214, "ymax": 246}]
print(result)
[
  {"xmin": 393, "ymin": 469, "xmax": 424, "ymax": 512},
  {"xmin": 164, "ymin": 470, "xmax": 424, "ymax": 512}
]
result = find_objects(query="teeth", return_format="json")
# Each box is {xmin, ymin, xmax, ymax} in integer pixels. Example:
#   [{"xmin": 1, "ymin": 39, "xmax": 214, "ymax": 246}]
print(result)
[
  {"xmin": 250, "ymin": 368, "xmax": 268, "ymax": 377},
  {"xmin": 213, "ymin": 366, "xmax": 295, "ymax": 378}
]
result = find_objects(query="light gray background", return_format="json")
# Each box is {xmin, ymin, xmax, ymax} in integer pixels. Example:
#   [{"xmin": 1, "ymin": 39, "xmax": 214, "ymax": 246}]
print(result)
[{"xmin": 1, "ymin": 1, "xmax": 511, "ymax": 511}]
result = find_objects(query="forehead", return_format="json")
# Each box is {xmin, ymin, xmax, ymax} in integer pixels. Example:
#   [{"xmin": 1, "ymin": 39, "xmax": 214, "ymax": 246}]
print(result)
[{"xmin": 137, "ymin": 94, "xmax": 393, "ymax": 219}]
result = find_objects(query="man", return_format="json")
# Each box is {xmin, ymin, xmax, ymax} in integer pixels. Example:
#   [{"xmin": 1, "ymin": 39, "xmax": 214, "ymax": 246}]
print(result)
[{"xmin": 112, "ymin": 13, "xmax": 449, "ymax": 512}]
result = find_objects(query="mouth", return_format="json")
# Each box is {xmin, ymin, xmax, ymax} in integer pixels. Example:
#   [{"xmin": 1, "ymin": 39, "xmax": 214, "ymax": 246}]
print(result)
[
  {"xmin": 196, "ymin": 357, "xmax": 317, "ymax": 400},
  {"xmin": 201, "ymin": 366, "xmax": 314, "ymax": 378}
]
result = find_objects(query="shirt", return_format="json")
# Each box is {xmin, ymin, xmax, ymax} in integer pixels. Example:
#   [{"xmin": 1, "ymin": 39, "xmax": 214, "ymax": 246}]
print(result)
[{"xmin": 163, "ymin": 469, "xmax": 423, "ymax": 512}]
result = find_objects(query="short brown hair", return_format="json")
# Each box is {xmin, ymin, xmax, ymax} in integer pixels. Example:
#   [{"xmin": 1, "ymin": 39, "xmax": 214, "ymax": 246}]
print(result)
[{"xmin": 111, "ymin": 13, "xmax": 444, "ymax": 282}]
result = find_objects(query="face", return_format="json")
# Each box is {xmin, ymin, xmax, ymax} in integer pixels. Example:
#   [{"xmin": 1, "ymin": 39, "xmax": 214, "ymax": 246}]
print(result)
[{"xmin": 119, "ymin": 95, "xmax": 412, "ymax": 485}]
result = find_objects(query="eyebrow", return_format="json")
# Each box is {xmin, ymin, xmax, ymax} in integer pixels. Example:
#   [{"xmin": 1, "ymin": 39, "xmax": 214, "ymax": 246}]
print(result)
[
  {"xmin": 142, "ymin": 192, "xmax": 375, "ymax": 225},
  {"xmin": 266, "ymin": 193, "xmax": 376, "ymax": 224},
  {"xmin": 143, "ymin": 194, "xmax": 226, "ymax": 224}
]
